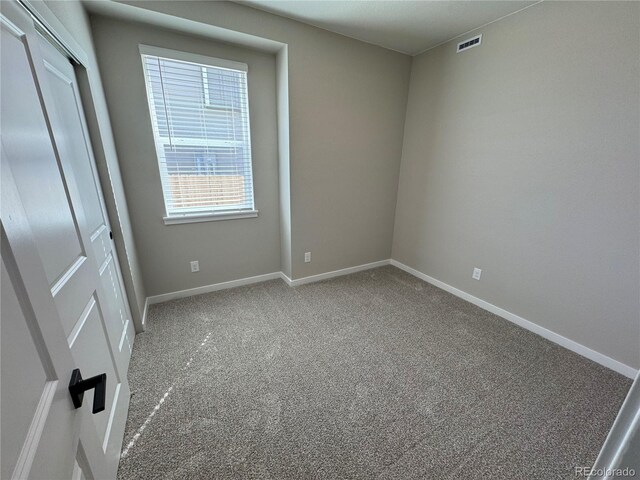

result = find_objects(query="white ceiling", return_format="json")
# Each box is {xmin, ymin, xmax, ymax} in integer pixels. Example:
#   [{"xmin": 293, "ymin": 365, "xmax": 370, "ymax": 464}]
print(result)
[{"xmin": 238, "ymin": 1, "xmax": 539, "ymax": 55}]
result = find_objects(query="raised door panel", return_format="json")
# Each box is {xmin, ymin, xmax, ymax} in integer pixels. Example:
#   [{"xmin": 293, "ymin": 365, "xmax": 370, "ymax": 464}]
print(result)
[
  {"xmin": 100, "ymin": 254, "xmax": 133, "ymax": 360},
  {"xmin": 0, "ymin": 260, "xmax": 51, "ymax": 479},
  {"xmin": 40, "ymin": 50, "xmax": 105, "ymax": 235},
  {"xmin": 68, "ymin": 295, "xmax": 123, "ymax": 453},
  {"xmin": 0, "ymin": 24, "xmax": 82, "ymax": 289}
]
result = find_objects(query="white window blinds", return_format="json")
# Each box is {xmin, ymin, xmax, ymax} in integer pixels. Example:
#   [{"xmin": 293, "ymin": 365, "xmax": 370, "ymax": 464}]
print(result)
[{"xmin": 140, "ymin": 46, "xmax": 255, "ymax": 220}]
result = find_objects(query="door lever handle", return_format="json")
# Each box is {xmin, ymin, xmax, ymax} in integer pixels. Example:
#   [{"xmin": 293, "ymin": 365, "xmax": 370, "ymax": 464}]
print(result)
[{"xmin": 68, "ymin": 369, "xmax": 107, "ymax": 414}]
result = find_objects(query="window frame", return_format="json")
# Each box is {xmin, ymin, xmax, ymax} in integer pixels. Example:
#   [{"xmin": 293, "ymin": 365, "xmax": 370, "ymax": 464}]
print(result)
[{"xmin": 139, "ymin": 45, "xmax": 258, "ymax": 225}]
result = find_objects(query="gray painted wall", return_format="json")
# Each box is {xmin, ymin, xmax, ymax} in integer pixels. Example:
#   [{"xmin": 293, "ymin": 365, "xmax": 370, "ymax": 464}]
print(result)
[
  {"xmin": 39, "ymin": 0, "xmax": 147, "ymax": 328},
  {"xmin": 393, "ymin": 1, "xmax": 640, "ymax": 369},
  {"xmin": 108, "ymin": 1, "xmax": 412, "ymax": 280},
  {"xmin": 90, "ymin": 16, "xmax": 281, "ymax": 296}
]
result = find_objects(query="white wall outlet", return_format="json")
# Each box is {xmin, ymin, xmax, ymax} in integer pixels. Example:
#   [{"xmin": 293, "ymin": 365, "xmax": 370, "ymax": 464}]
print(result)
[
  {"xmin": 472, "ymin": 267, "xmax": 482, "ymax": 280},
  {"xmin": 304, "ymin": 252, "xmax": 311, "ymax": 263},
  {"xmin": 190, "ymin": 260, "xmax": 200, "ymax": 273}
]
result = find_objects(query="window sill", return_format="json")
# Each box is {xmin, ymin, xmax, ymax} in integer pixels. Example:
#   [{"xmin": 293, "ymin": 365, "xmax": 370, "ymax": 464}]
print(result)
[{"xmin": 163, "ymin": 210, "xmax": 258, "ymax": 225}]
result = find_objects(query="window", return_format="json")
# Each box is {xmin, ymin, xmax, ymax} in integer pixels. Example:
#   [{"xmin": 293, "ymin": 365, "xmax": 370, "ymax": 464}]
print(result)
[{"xmin": 140, "ymin": 46, "xmax": 256, "ymax": 224}]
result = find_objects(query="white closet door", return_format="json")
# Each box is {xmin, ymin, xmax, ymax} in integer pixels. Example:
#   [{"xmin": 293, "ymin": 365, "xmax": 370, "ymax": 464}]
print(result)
[
  {"xmin": 1, "ymin": 1, "xmax": 132, "ymax": 478},
  {"xmin": 37, "ymin": 36, "xmax": 136, "ymax": 369}
]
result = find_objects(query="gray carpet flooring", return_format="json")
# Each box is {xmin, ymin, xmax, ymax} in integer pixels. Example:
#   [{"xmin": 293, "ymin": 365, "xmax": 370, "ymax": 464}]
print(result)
[{"xmin": 117, "ymin": 266, "xmax": 631, "ymax": 479}]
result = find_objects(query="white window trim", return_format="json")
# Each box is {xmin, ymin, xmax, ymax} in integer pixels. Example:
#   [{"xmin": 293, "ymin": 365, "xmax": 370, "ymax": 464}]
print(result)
[
  {"xmin": 139, "ymin": 45, "xmax": 248, "ymax": 72},
  {"xmin": 163, "ymin": 210, "xmax": 259, "ymax": 225},
  {"xmin": 139, "ymin": 44, "xmax": 256, "ymax": 225}
]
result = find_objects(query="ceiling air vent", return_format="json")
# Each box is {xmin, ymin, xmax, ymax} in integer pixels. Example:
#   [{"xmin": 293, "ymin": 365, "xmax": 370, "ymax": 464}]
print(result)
[{"xmin": 457, "ymin": 34, "xmax": 482, "ymax": 53}]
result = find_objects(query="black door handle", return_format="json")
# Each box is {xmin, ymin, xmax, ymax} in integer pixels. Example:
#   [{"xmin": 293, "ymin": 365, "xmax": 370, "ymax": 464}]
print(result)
[{"xmin": 68, "ymin": 369, "xmax": 107, "ymax": 414}]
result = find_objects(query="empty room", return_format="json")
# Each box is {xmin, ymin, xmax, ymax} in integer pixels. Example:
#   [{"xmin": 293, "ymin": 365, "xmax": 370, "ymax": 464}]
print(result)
[{"xmin": 1, "ymin": 0, "xmax": 639, "ymax": 478}]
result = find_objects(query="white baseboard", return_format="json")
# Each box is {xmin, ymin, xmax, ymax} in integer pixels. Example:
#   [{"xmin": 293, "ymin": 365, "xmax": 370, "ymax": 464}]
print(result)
[
  {"xmin": 284, "ymin": 259, "xmax": 391, "ymax": 287},
  {"xmin": 390, "ymin": 259, "xmax": 638, "ymax": 379},
  {"xmin": 146, "ymin": 272, "xmax": 282, "ymax": 305},
  {"xmin": 279, "ymin": 272, "xmax": 293, "ymax": 286},
  {"xmin": 146, "ymin": 260, "xmax": 391, "ymax": 306}
]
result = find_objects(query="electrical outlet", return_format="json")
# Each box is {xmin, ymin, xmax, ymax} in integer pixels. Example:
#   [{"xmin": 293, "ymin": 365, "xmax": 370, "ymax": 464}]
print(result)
[
  {"xmin": 304, "ymin": 252, "xmax": 311, "ymax": 263},
  {"xmin": 472, "ymin": 267, "xmax": 482, "ymax": 280},
  {"xmin": 190, "ymin": 260, "xmax": 200, "ymax": 273}
]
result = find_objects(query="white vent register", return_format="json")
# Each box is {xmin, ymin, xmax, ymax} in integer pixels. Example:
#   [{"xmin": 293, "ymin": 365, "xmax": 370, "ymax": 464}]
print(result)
[{"xmin": 457, "ymin": 34, "xmax": 482, "ymax": 53}]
